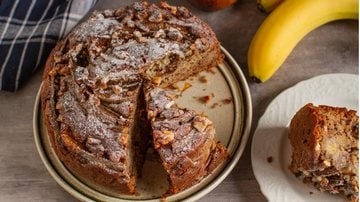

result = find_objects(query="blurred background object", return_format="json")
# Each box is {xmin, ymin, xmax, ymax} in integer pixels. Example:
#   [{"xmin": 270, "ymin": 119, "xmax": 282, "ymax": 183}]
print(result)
[{"xmin": 187, "ymin": 0, "xmax": 237, "ymax": 11}]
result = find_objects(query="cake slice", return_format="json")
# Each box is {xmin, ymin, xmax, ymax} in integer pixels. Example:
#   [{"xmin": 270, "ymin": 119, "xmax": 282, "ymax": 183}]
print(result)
[
  {"xmin": 41, "ymin": 1, "xmax": 225, "ymax": 195},
  {"xmin": 41, "ymin": 38, "xmax": 144, "ymax": 194},
  {"xmin": 144, "ymin": 87, "xmax": 228, "ymax": 194},
  {"xmin": 289, "ymin": 103, "xmax": 359, "ymax": 201}
]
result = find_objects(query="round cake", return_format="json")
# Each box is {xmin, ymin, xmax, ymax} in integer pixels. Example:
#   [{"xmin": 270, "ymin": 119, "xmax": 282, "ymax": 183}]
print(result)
[{"xmin": 41, "ymin": 1, "xmax": 227, "ymax": 195}]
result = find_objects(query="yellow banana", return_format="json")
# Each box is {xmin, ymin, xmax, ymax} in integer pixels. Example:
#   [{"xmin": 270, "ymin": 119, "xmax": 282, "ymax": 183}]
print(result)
[
  {"xmin": 257, "ymin": 0, "xmax": 283, "ymax": 13},
  {"xmin": 248, "ymin": 0, "xmax": 358, "ymax": 82}
]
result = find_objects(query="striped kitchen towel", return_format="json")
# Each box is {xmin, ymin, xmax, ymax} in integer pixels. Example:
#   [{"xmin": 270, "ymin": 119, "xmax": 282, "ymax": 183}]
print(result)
[{"xmin": 0, "ymin": 0, "xmax": 97, "ymax": 92}]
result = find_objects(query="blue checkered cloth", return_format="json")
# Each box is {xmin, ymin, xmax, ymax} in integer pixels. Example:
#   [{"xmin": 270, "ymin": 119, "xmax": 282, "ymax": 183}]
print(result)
[{"xmin": 0, "ymin": 0, "xmax": 97, "ymax": 92}]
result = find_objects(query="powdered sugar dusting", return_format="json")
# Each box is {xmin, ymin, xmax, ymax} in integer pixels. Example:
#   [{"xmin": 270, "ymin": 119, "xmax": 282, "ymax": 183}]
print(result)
[
  {"xmin": 50, "ymin": 1, "xmax": 219, "ymax": 167},
  {"xmin": 145, "ymin": 87, "xmax": 215, "ymax": 164},
  {"xmin": 73, "ymin": 16, "xmax": 119, "ymax": 42},
  {"xmin": 59, "ymin": 91, "xmax": 127, "ymax": 162}
]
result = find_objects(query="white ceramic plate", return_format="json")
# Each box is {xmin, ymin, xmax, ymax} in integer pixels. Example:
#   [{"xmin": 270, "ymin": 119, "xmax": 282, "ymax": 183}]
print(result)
[{"xmin": 251, "ymin": 73, "xmax": 359, "ymax": 202}]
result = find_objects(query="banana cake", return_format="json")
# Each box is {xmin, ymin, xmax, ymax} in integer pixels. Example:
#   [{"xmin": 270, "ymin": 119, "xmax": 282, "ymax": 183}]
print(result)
[
  {"xmin": 144, "ymin": 86, "xmax": 228, "ymax": 194},
  {"xmin": 41, "ymin": 1, "xmax": 226, "ymax": 195},
  {"xmin": 289, "ymin": 103, "xmax": 359, "ymax": 201}
]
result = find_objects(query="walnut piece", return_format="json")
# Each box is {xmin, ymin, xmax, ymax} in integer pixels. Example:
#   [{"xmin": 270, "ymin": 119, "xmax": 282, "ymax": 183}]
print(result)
[
  {"xmin": 152, "ymin": 76, "xmax": 162, "ymax": 85},
  {"xmin": 153, "ymin": 130, "xmax": 174, "ymax": 149},
  {"xmin": 193, "ymin": 116, "xmax": 212, "ymax": 132}
]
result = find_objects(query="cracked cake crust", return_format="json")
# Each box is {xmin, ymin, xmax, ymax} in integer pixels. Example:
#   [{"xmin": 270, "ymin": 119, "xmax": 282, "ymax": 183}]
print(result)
[
  {"xmin": 41, "ymin": 1, "xmax": 226, "ymax": 195},
  {"xmin": 144, "ymin": 87, "xmax": 228, "ymax": 194}
]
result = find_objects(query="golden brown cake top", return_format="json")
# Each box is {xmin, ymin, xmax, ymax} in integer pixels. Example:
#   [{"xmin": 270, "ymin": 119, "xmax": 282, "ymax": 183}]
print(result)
[{"xmin": 64, "ymin": 1, "xmax": 217, "ymax": 86}]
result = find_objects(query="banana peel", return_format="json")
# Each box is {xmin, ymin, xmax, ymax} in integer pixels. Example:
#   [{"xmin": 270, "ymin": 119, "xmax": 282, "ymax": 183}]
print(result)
[{"xmin": 248, "ymin": 0, "xmax": 358, "ymax": 82}]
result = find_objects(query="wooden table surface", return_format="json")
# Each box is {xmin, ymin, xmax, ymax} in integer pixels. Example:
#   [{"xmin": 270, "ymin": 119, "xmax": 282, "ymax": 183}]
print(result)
[{"xmin": 0, "ymin": 0, "xmax": 358, "ymax": 201}]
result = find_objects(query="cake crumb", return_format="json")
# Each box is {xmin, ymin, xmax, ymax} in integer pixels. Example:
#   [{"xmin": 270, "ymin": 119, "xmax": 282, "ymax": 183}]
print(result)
[
  {"xmin": 199, "ymin": 75, "xmax": 208, "ymax": 83},
  {"xmin": 200, "ymin": 112, "xmax": 208, "ymax": 117},
  {"xmin": 199, "ymin": 95, "xmax": 211, "ymax": 104},
  {"xmin": 309, "ymin": 191, "xmax": 313, "ymax": 195},
  {"xmin": 267, "ymin": 156, "xmax": 273, "ymax": 163},
  {"xmin": 167, "ymin": 82, "xmax": 192, "ymax": 96},
  {"xmin": 206, "ymin": 67, "xmax": 216, "ymax": 74},
  {"xmin": 211, "ymin": 102, "xmax": 219, "ymax": 109},
  {"xmin": 222, "ymin": 98, "xmax": 232, "ymax": 104},
  {"xmin": 167, "ymin": 83, "xmax": 180, "ymax": 91},
  {"xmin": 167, "ymin": 93, "xmax": 179, "ymax": 99},
  {"xmin": 181, "ymin": 82, "xmax": 192, "ymax": 92},
  {"xmin": 211, "ymin": 93, "xmax": 215, "ymax": 97}
]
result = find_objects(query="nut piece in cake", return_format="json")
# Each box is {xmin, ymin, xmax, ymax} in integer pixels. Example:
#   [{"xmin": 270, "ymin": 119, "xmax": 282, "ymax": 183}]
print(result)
[{"xmin": 289, "ymin": 103, "xmax": 358, "ymax": 201}]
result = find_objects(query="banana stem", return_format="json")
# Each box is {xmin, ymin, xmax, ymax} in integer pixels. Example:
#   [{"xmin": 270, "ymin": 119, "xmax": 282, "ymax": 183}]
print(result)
[{"xmin": 257, "ymin": 0, "xmax": 284, "ymax": 13}]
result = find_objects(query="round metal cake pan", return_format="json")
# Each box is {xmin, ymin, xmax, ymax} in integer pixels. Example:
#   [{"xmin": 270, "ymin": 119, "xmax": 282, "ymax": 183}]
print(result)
[{"xmin": 33, "ymin": 47, "xmax": 252, "ymax": 202}]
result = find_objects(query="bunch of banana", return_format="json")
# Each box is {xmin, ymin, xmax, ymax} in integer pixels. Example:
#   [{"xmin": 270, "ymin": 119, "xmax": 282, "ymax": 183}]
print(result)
[{"xmin": 248, "ymin": 0, "xmax": 358, "ymax": 82}]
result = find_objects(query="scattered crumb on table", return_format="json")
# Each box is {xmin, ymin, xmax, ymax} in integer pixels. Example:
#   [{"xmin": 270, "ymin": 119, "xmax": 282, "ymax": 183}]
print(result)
[
  {"xmin": 181, "ymin": 82, "xmax": 192, "ymax": 92},
  {"xmin": 267, "ymin": 156, "xmax": 273, "ymax": 163}
]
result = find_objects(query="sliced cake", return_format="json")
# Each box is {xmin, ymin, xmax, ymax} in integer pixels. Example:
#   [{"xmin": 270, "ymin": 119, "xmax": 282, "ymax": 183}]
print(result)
[
  {"xmin": 144, "ymin": 87, "xmax": 228, "ymax": 194},
  {"xmin": 289, "ymin": 103, "xmax": 358, "ymax": 201}
]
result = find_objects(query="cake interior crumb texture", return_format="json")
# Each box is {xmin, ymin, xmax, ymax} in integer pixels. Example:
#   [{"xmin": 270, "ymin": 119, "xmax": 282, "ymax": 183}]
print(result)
[
  {"xmin": 40, "ymin": 1, "xmax": 227, "ymax": 196},
  {"xmin": 289, "ymin": 103, "xmax": 359, "ymax": 202}
]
